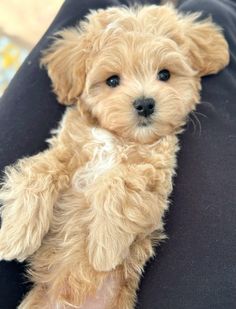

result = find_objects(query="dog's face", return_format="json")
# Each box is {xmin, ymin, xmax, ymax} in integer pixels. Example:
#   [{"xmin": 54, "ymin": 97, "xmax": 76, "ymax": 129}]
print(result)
[
  {"xmin": 81, "ymin": 31, "xmax": 199, "ymax": 143},
  {"xmin": 42, "ymin": 5, "xmax": 229, "ymax": 143}
]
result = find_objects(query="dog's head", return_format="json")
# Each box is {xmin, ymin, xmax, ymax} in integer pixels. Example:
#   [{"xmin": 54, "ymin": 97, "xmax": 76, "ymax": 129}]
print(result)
[{"xmin": 42, "ymin": 5, "xmax": 229, "ymax": 143}]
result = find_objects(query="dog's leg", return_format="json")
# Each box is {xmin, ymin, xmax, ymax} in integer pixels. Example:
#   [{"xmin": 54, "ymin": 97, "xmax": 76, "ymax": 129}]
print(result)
[
  {"xmin": 86, "ymin": 163, "xmax": 163, "ymax": 273},
  {"xmin": 0, "ymin": 148, "xmax": 70, "ymax": 262},
  {"xmin": 110, "ymin": 237, "xmax": 154, "ymax": 309},
  {"xmin": 18, "ymin": 285, "xmax": 45, "ymax": 309},
  {"xmin": 85, "ymin": 167, "xmax": 136, "ymax": 272},
  {"xmin": 18, "ymin": 284, "xmax": 64, "ymax": 309}
]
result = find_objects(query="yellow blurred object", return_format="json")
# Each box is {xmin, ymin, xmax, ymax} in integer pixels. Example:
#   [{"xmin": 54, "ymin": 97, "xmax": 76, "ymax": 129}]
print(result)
[
  {"xmin": 2, "ymin": 44, "xmax": 20, "ymax": 69},
  {"xmin": 0, "ymin": 36, "xmax": 28, "ymax": 95}
]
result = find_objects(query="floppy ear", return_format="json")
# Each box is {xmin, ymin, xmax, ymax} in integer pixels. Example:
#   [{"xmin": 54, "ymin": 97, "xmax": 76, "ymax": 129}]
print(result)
[
  {"xmin": 40, "ymin": 8, "xmax": 117, "ymax": 106},
  {"xmin": 41, "ymin": 28, "xmax": 90, "ymax": 105},
  {"xmin": 182, "ymin": 14, "xmax": 229, "ymax": 76}
]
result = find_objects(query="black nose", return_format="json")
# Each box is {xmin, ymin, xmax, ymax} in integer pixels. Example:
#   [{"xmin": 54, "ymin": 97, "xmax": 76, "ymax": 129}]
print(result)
[{"xmin": 133, "ymin": 97, "xmax": 155, "ymax": 117}]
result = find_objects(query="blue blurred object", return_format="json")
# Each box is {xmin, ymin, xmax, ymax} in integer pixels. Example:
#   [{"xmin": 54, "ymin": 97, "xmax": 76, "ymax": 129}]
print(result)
[{"xmin": 0, "ymin": 36, "xmax": 28, "ymax": 96}]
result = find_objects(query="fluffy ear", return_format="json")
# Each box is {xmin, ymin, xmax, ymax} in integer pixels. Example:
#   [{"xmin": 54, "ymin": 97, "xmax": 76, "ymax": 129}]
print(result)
[
  {"xmin": 41, "ymin": 28, "xmax": 90, "ymax": 105},
  {"xmin": 40, "ymin": 8, "xmax": 116, "ymax": 106},
  {"xmin": 182, "ymin": 15, "xmax": 230, "ymax": 76}
]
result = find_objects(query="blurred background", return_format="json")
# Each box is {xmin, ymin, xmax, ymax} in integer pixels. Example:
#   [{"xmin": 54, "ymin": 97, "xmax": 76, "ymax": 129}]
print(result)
[{"xmin": 0, "ymin": 0, "xmax": 64, "ymax": 96}]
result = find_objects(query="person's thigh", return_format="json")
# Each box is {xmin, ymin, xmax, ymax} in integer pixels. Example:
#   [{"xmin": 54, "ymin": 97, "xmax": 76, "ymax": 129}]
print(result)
[{"xmin": 137, "ymin": 1, "xmax": 236, "ymax": 309}]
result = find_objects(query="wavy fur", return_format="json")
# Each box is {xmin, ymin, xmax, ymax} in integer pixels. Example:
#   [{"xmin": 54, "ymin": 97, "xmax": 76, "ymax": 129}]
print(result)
[{"xmin": 0, "ymin": 4, "xmax": 229, "ymax": 309}]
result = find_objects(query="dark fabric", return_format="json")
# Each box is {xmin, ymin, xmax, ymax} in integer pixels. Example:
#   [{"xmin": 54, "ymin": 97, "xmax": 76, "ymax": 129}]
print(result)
[
  {"xmin": 137, "ymin": 1, "xmax": 236, "ymax": 308},
  {"xmin": 0, "ymin": 0, "xmax": 235, "ymax": 308}
]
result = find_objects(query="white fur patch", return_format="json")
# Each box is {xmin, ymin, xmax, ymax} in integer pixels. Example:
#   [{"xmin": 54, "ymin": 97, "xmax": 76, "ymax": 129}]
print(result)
[{"xmin": 73, "ymin": 128, "xmax": 117, "ymax": 191}]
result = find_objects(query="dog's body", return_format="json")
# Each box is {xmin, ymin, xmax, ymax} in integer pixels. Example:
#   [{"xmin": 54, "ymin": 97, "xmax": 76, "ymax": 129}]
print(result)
[
  {"xmin": 7, "ymin": 108, "xmax": 177, "ymax": 308},
  {"xmin": 0, "ymin": 4, "xmax": 229, "ymax": 309}
]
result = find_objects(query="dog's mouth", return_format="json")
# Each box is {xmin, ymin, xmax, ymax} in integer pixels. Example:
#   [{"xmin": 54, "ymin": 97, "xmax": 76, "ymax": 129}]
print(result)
[{"xmin": 137, "ymin": 117, "xmax": 153, "ymax": 127}]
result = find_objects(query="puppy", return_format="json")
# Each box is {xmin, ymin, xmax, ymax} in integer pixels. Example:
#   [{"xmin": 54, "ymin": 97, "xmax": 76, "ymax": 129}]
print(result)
[{"xmin": 0, "ymin": 4, "xmax": 229, "ymax": 309}]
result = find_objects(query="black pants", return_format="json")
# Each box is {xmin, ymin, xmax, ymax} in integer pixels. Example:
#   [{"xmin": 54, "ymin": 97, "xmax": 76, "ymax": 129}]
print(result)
[{"xmin": 0, "ymin": 0, "xmax": 235, "ymax": 308}]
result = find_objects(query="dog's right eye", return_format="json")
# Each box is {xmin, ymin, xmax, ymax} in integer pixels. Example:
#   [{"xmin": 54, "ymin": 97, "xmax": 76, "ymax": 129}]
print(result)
[
  {"xmin": 157, "ymin": 69, "xmax": 171, "ymax": 82},
  {"xmin": 106, "ymin": 75, "xmax": 120, "ymax": 88}
]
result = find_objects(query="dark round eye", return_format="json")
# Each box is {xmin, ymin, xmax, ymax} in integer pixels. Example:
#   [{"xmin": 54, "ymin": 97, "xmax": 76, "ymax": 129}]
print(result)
[
  {"xmin": 106, "ymin": 75, "xmax": 120, "ymax": 88},
  {"xmin": 157, "ymin": 69, "xmax": 171, "ymax": 81}
]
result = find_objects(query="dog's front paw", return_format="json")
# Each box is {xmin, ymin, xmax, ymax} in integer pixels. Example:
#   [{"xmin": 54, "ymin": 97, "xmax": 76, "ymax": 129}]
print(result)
[
  {"xmin": 0, "ymin": 219, "xmax": 43, "ymax": 262},
  {"xmin": 0, "ymin": 235, "xmax": 28, "ymax": 262},
  {"xmin": 88, "ymin": 222, "xmax": 135, "ymax": 272},
  {"xmin": 0, "ymin": 199, "xmax": 43, "ymax": 262},
  {"xmin": 88, "ymin": 242, "xmax": 129, "ymax": 272},
  {"xmin": 0, "ymin": 166, "xmax": 53, "ymax": 261},
  {"xmin": 0, "ymin": 192, "xmax": 48, "ymax": 262}
]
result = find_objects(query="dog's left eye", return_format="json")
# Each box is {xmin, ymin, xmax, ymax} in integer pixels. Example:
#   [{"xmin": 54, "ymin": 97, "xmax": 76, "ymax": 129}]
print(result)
[
  {"xmin": 106, "ymin": 75, "xmax": 120, "ymax": 88},
  {"xmin": 157, "ymin": 69, "xmax": 171, "ymax": 81}
]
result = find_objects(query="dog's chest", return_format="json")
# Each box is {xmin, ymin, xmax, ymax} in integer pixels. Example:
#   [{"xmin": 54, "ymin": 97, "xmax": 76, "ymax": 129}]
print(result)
[
  {"xmin": 72, "ymin": 128, "xmax": 149, "ymax": 191},
  {"xmin": 72, "ymin": 128, "xmax": 121, "ymax": 191},
  {"xmin": 72, "ymin": 128, "xmax": 157, "ymax": 191}
]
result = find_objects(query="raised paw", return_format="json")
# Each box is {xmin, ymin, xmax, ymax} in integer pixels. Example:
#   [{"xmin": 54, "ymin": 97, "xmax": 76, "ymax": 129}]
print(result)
[{"xmin": 0, "ymin": 169, "xmax": 55, "ymax": 261}]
